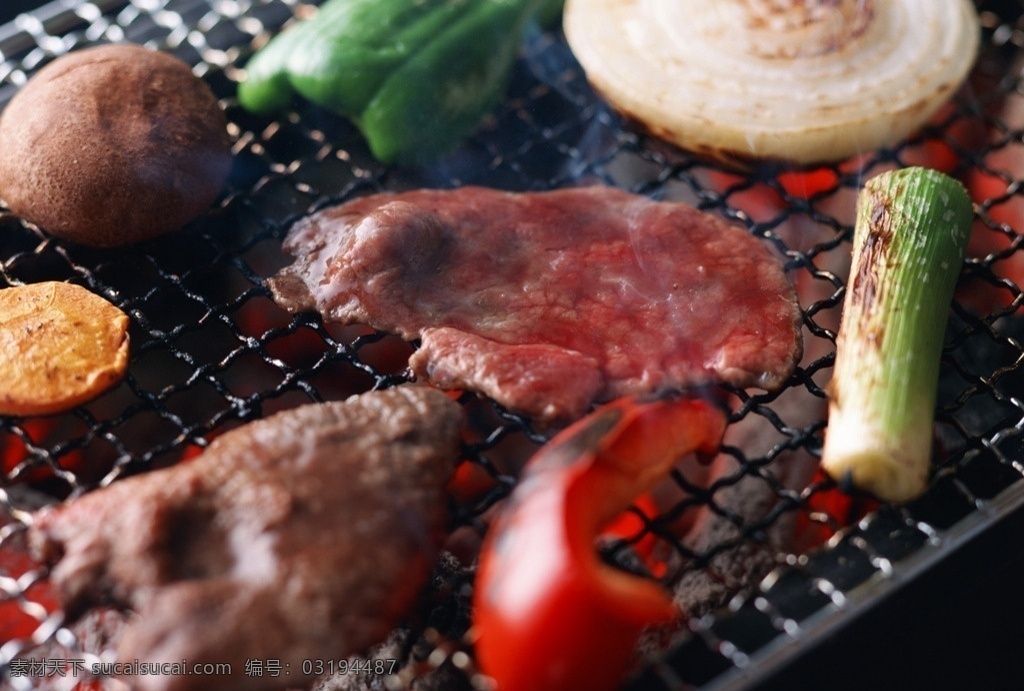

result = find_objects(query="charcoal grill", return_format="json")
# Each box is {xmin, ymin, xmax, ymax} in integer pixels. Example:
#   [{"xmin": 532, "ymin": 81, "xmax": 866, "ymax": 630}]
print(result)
[{"xmin": 1, "ymin": 1, "xmax": 1023, "ymax": 689}]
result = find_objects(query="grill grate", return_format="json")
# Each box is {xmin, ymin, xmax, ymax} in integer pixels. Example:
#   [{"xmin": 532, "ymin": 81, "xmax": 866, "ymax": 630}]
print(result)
[{"xmin": 1, "ymin": 1, "xmax": 1023, "ymax": 689}]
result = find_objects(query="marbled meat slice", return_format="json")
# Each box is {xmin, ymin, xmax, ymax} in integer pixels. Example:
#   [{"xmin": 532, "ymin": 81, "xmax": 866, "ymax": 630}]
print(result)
[
  {"xmin": 28, "ymin": 385, "xmax": 463, "ymax": 691},
  {"xmin": 268, "ymin": 186, "xmax": 803, "ymax": 421}
]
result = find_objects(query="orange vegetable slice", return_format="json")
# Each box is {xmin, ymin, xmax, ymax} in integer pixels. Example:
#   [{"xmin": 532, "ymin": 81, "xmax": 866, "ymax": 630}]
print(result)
[{"xmin": 0, "ymin": 281, "xmax": 129, "ymax": 416}]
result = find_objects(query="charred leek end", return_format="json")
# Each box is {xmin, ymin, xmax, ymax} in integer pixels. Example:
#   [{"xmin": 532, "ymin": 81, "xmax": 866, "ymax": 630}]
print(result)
[{"xmin": 821, "ymin": 167, "xmax": 973, "ymax": 503}]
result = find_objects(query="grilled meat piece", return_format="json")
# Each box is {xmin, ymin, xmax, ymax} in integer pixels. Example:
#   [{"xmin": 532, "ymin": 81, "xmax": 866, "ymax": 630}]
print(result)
[
  {"xmin": 28, "ymin": 385, "xmax": 464, "ymax": 691},
  {"xmin": 268, "ymin": 186, "xmax": 803, "ymax": 422}
]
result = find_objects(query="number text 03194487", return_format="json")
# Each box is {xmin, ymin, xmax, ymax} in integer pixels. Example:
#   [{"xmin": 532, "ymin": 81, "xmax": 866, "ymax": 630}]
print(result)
[{"xmin": 245, "ymin": 657, "xmax": 401, "ymax": 678}]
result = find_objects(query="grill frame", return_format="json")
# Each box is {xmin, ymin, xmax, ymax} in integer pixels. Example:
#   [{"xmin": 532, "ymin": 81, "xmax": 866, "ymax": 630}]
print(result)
[{"xmin": 0, "ymin": 1, "xmax": 1023, "ymax": 689}]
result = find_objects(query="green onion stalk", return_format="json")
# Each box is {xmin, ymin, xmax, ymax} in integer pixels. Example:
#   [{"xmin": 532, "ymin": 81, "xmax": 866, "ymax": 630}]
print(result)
[{"xmin": 821, "ymin": 167, "xmax": 974, "ymax": 503}]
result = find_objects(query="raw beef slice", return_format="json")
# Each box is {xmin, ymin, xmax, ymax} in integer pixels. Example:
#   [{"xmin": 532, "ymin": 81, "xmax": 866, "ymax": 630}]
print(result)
[{"xmin": 268, "ymin": 186, "xmax": 803, "ymax": 421}]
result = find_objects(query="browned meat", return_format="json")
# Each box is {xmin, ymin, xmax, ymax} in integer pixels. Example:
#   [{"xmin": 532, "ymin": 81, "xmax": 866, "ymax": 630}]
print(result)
[
  {"xmin": 27, "ymin": 385, "xmax": 463, "ymax": 691},
  {"xmin": 268, "ymin": 186, "xmax": 803, "ymax": 422}
]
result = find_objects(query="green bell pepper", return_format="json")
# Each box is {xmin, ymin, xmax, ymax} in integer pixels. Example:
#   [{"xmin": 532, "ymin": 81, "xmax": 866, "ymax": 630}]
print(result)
[{"xmin": 238, "ymin": 0, "xmax": 561, "ymax": 165}]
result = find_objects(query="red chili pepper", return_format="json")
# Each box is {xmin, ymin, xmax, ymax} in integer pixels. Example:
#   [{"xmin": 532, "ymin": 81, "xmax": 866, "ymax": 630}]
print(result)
[{"xmin": 472, "ymin": 395, "xmax": 726, "ymax": 691}]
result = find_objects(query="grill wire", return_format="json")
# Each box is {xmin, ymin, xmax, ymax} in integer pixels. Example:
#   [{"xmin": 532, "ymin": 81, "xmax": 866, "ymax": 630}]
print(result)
[{"xmin": 1, "ymin": 0, "xmax": 1024, "ymax": 689}]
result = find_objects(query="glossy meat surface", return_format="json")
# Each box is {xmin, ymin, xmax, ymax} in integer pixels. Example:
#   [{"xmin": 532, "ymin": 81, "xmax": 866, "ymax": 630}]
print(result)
[
  {"xmin": 28, "ymin": 386, "xmax": 463, "ymax": 691},
  {"xmin": 269, "ymin": 186, "xmax": 802, "ymax": 421}
]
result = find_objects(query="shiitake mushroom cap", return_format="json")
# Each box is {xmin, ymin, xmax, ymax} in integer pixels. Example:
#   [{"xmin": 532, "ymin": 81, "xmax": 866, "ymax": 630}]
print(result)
[{"xmin": 0, "ymin": 43, "xmax": 232, "ymax": 247}]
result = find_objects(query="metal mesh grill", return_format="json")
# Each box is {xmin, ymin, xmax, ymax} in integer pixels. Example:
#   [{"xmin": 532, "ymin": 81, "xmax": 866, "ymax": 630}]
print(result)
[{"xmin": 1, "ymin": 1, "xmax": 1023, "ymax": 689}]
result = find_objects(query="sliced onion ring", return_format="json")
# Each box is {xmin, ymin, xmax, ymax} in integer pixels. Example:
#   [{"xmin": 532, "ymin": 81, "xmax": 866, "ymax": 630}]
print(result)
[{"xmin": 563, "ymin": 0, "xmax": 980, "ymax": 167}]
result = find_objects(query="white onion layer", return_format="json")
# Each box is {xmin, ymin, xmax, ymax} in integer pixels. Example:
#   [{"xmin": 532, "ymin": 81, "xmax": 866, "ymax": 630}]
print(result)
[{"xmin": 563, "ymin": 0, "xmax": 980, "ymax": 166}]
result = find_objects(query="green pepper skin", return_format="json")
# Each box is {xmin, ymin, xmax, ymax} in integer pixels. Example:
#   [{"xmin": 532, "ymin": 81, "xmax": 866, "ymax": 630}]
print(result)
[{"xmin": 238, "ymin": 0, "xmax": 548, "ymax": 165}]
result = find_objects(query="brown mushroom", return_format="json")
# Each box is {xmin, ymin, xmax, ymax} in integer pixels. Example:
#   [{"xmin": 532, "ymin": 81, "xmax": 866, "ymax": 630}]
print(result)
[{"xmin": 0, "ymin": 43, "xmax": 232, "ymax": 247}]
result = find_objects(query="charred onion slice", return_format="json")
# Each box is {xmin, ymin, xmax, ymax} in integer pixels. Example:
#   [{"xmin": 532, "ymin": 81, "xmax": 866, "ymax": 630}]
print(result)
[{"xmin": 563, "ymin": 0, "xmax": 980, "ymax": 166}]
